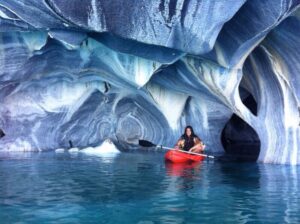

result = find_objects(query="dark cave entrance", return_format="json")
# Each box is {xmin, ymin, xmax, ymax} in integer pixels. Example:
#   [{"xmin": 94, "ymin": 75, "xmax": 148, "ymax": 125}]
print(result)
[
  {"xmin": 0, "ymin": 129, "xmax": 5, "ymax": 138},
  {"xmin": 221, "ymin": 91, "xmax": 260, "ymax": 161}
]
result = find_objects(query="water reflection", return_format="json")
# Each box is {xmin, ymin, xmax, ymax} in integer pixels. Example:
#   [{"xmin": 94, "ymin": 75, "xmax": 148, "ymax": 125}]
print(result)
[
  {"xmin": 0, "ymin": 152, "xmax": 152, "ymax": 223},
  {"xmin": 216, "ymin": 162, "xmax": 261, "ymax": 223},
  {"xmin": 0, "ymin": 151, "xmax": 300, "ymax": 223},
  {"xmin": 257, "ymin": 164, "xmax": 300, "ymax": 223},
  {"xmin": 165, "ymin": 161, "xmax": 202, "ymax": 178},
  {"xmin": 218, "ymin": 161, "xmax": 261, "ymax": 189}
]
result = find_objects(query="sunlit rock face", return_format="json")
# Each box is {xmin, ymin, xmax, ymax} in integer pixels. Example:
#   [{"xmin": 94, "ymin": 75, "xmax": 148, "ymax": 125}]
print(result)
[{"xmin": 0, "ymin": 0, "xmax": 299, "ymax": 164}]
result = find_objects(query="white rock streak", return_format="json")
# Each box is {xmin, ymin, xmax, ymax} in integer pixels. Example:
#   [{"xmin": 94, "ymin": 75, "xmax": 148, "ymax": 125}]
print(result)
[
  {"xmin": 146, "ymin": 83, "xmax": 188, "ymax": 130},
  {"xmin": 87, "ymin": 0, "xmax": 106, "ymax": 31}
]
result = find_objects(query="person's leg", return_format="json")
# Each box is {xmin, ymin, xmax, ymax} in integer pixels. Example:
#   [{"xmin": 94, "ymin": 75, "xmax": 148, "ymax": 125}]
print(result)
[{"xmin": 190, "ymin": 144, "xmax": 205, "ymax": 153}]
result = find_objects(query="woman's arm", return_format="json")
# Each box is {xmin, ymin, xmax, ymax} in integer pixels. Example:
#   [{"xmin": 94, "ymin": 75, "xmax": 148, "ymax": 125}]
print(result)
[{"xmin": 175, "ymin": 139, "xmax": 184, "ymax": 149}]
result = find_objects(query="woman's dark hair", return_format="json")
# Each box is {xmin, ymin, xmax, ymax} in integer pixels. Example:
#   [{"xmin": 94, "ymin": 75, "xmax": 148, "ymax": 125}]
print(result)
[{"xmin": 182, "ymin": 125, "xmax": 196, "ymax": 138}]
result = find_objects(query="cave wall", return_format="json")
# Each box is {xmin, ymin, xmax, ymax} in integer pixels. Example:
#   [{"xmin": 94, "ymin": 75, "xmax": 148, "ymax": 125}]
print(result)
[{"xmin": 0, "ymin": 0, "xmax": 299, "ymax": 164}]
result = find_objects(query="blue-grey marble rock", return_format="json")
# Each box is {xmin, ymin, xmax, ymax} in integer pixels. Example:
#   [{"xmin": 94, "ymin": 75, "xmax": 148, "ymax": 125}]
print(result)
[
  {"xmin": 0, "ymin": 0, "xmax": 300, "ymax": 164},
  {"xmin": 0, "ymin": 0, "xmax": 246, "ymax": 54}
]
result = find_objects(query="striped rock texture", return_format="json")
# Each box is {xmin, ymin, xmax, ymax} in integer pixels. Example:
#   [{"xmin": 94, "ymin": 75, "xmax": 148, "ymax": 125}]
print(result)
[{"xmin": 0, "ymin": 0, "xmax": 299, "ymax": 164}]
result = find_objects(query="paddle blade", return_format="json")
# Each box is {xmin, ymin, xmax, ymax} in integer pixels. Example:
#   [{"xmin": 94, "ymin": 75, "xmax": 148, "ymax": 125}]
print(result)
[{"xmin": 139, "ymin": 140, "xmax": 157, "ymax": 147}]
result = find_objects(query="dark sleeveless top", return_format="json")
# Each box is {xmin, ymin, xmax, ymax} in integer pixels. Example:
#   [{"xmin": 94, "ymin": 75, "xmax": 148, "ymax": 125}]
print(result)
[{"xmin": 181, "ymin": 135, "xmax": 199, "ymax": 151}]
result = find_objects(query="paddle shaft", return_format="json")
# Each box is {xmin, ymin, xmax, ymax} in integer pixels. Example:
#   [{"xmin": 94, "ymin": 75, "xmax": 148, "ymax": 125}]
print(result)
[{"xmin": 157, "ymin": 145, "xmax": 214, "ymax": 159}]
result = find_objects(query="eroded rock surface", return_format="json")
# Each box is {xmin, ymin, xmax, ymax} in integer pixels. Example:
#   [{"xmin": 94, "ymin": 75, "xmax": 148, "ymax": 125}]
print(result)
[{"xmin": 0, "ymin": 0, "xmax": 299, "ymax": 164}]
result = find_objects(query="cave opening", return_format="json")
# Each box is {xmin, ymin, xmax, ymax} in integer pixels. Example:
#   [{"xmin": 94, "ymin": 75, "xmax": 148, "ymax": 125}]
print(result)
[
  {"xmin": 0, "ymin": 129, "xmax": 5, "ymax": 138},
  {"xmin": 221, "ymin": 90, "xmax": 260, "ymax": 161}
]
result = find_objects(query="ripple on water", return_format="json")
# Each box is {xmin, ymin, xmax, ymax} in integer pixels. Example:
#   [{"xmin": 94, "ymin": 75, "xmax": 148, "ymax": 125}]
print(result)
[{"xmin": 0, "ymin": 152, "xmax": 299, "ymax": 223}]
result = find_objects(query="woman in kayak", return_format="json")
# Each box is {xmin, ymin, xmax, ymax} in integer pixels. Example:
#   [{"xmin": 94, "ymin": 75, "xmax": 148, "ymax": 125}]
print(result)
[{"xmin": 175, "ymin": 126, "xmax": 205, "ymax": 153}]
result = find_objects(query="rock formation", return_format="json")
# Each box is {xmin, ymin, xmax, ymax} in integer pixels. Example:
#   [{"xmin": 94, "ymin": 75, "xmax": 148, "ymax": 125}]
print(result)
[{"xmin": 0, "ymin": 0, "xmax": 299, "ymax": 164}]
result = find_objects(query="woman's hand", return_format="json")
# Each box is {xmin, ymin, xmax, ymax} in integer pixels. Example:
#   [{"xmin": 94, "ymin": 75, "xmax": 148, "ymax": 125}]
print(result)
[{"xmin": 175, "ymin": 140, "xmax": 184, "ymax": 150}]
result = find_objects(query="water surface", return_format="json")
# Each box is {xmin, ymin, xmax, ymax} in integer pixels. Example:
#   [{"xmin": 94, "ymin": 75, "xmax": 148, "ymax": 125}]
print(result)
[{"xmin": 0, "ymin": 151, "xmax": 299, "ymax": 223}]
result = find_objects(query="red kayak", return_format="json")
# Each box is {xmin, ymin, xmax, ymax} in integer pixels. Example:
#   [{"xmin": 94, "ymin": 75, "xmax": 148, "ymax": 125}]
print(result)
[{"xmin": 165, "ymin": 150, "xmax": 205, "ymax": 163}]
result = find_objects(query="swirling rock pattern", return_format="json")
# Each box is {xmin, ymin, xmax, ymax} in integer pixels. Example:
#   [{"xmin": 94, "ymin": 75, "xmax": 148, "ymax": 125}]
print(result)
[{"xmin": 0, "ymin": 0, "xmax": 299, "ymax": 164}]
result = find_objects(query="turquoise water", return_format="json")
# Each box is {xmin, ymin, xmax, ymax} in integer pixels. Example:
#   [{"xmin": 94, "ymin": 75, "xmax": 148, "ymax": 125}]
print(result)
[{"xmin": 0, "ymin": 151, "xmax": 299, "ymax": 224}]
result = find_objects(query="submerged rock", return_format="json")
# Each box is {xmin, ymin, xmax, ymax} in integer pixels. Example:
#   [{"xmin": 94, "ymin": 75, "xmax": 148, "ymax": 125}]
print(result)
[{"xmin": 0, "ymin": 0, "xmax": 299, "ymax": 164}]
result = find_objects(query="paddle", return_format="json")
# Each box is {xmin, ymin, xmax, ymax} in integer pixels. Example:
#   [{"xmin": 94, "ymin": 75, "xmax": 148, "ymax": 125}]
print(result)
[{"xmin": 139, "ymin": 139, "xmax": 214, "ymax": 159}]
